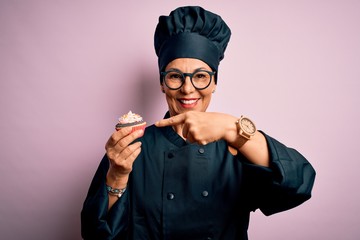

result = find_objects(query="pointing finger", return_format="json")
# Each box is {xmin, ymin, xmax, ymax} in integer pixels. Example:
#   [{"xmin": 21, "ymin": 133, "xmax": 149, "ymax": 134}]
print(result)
[{"xmin": 155, "ymin": 113, "xmax": 185, "ymax": 127}]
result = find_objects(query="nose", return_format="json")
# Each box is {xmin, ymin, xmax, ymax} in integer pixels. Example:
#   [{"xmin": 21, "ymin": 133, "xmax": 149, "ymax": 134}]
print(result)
[{"xmin": 181, "ymin": 75, "xmax": 195, "ymax": 93}]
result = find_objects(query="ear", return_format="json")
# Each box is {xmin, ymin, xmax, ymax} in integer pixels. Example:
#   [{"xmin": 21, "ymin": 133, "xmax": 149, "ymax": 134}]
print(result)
[
  {"xmin": 160, "ymin": 85, "xmax": 165, "ymax": 93},
  {"xmin": 212, "ymin": 85, "xmax": 216, "ymax": 93},
  {"xmin": 211, "ymin": 78, "xmax": 217, "ymax": 93}
]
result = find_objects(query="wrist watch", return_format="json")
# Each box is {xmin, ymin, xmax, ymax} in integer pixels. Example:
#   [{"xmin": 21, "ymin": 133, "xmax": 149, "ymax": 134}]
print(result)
[{"xmin": 236, "ymin": 115, "xmax": 257, "ymax": 140}]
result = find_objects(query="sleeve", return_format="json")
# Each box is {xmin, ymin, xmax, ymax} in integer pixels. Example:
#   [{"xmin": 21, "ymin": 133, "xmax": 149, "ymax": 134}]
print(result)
[
  {"xmin": 241, "ymin": 132, "xmax": 316, "ymax": 216},
  {"xmin": 81, "ymin": 155, "xmax": 130, "ymax": 240}
]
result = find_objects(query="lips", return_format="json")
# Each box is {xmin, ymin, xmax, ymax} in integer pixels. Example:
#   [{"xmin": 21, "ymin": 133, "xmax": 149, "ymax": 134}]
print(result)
[{"xmin": 178, "ymin": 98, "xmax": 199, "ymax": 108}]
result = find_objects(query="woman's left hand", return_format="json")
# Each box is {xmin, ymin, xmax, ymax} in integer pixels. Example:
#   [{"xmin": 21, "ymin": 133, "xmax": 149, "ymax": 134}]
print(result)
[
  {"xmin": 156, "ymin": 111, "xmax": 270, "ymax": 166},
  {"xmin": 155, "ymin": 111, "xmax": 238, "ymax": 145}
]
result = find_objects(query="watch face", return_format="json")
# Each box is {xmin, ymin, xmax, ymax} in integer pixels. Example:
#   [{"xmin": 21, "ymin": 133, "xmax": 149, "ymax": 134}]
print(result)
[{"xmin": 240, "ymin": 117, "xmax": 256, "ymax": 134}]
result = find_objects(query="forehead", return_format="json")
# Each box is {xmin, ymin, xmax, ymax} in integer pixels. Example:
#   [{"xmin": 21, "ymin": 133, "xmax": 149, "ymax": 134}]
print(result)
[{"xmin": 165, "ymin": 58, "xmax": 211, "ymax": 71}]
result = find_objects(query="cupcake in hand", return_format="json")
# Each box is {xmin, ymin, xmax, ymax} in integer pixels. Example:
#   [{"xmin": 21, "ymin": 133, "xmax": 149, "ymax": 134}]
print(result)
[{"xmin": 115, "ymin": 111, "xmax": 146, "ymax": 133}]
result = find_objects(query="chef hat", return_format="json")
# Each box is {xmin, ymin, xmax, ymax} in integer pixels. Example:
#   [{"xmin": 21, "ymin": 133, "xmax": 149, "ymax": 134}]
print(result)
[{"xmin": 154, "ymin": 6, "xmax": 231, "ymax": 83}]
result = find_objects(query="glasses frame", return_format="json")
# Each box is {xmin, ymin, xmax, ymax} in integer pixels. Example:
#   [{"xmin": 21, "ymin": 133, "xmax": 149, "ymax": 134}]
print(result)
[{"xmin": 161, "ymin": 69, "xmax": 216, "ymax": 90}]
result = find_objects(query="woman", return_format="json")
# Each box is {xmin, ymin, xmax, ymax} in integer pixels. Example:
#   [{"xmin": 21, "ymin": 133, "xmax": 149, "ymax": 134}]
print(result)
[{"xmin": 81, "ymin": 6, "xmax": 316, "ymax": 240}]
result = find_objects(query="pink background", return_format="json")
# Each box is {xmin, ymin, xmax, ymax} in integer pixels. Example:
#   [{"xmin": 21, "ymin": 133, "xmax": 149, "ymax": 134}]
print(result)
[{"xmin": 1, "ymin": 0, "xmax": 359, "ymax": 239}]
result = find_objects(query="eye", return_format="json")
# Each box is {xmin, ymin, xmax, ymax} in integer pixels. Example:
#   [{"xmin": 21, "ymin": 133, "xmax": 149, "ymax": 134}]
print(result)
[
  {"xmin": 193, "ymin": 72, "xmax": 210, "ymax": 80},
  {"xmin": 167, "ymin": 72, "xmax": 182, "ymax": 79},
  {"xmin": 195, "ymin": 73, "xmax": 206, "ymax": 78}
]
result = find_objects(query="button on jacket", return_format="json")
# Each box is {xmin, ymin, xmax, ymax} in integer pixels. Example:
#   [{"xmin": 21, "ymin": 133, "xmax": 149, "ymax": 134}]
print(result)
[{"xmin": 81, "ymin": 113, "xmax": 316, "ymax": 240}]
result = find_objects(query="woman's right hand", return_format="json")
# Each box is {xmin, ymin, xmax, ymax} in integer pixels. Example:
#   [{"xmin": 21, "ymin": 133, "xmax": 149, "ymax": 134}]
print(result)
[{"xmin": 105, "ymin": 127, "xmax": 144, "ymax": 187}]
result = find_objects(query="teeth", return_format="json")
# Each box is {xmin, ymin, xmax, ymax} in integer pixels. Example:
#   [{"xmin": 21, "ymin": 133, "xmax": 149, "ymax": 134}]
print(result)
[{"xmin": 180, "ymin": 99, "xmax": 197, "ymax": 104}]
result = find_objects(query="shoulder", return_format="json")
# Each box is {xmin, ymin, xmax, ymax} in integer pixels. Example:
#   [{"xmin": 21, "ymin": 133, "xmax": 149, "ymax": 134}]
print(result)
[
  {"xmin": 139, "ymin": 124, "xmax": 165, "ymax": 145},
  {"xmin": 142, "ymin": 124, "xmax": 160, "ymax": 138}
]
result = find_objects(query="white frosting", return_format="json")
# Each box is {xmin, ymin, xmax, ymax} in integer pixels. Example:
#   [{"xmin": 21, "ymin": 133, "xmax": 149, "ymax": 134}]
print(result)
[{"xmin": 118, "ymin": 111, "xmax": 143, "ymax": 124}]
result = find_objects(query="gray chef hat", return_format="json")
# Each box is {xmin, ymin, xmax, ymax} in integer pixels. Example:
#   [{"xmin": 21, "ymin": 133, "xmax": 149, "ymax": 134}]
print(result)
[{"xmin": 154, "ymin": 6, "xmax": 231, "ymax": 83}]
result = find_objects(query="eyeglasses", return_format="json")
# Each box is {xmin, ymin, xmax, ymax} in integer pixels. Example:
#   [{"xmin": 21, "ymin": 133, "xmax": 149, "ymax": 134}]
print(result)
[{"xmin": 161, "ymin": 69, "xmax": 216, "ymax": 90}]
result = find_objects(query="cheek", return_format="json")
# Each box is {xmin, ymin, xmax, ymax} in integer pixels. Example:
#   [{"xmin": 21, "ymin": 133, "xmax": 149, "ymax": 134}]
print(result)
[
  {"xmin": 200, "ymin": 91, "xmax": 213, "ymax": 109},
  {"xmin": 203, "ymin": 94, "xmax": 212, "ymax": 105},
  {"xmin": 164, "ymin": 91, "xmax": 176, "ymax": 100},
  {"xmin": 164, "ymin": 91, "xmax": 178, "ymax": 107},
  {"xmin": 202, "ymin": 84, "xmax": 216, "ymax": 101},
  {"xmin": 164, "ymin": 91, "xmax": 182, "ymax": 116}
]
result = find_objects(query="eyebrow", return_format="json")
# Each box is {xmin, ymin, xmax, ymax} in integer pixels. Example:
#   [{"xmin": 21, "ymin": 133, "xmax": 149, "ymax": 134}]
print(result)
[{"xmin": 166, "ymin": 67, "xmax": 207, "ymax": 72}]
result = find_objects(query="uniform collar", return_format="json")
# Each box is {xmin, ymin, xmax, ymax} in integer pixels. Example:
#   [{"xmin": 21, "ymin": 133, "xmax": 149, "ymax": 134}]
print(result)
[{"xmin": 160, "ymin": 112, "xmax": 187, "ymax": 148}]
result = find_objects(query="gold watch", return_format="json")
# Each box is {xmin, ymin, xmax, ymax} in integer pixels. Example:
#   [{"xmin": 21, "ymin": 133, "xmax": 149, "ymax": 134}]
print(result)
[{"xmin": 236, "ymin": 116, "xmax": 257, "ymax": 140}]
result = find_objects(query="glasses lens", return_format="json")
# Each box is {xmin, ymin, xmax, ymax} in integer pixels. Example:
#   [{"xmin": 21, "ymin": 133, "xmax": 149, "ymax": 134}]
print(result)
[
  {"xmin": 164, "ymin": 71, "xmax": 183, "ymax": 89},
  {"xmin": 192, "ymin": 71, "xmax": 211, "ymax": 89}
]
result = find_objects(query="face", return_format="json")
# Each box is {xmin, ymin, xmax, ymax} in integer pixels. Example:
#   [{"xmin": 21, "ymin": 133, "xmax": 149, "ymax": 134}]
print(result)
[{"xmin": 161, "ymin": 58, "xmax": 216, "ymax": 117}]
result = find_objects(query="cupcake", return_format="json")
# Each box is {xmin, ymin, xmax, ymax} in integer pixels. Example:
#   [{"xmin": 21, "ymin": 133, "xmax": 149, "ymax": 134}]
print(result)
[{"xmin": 115, "ymin": 111, "xmax": 146, "ymax": 133}]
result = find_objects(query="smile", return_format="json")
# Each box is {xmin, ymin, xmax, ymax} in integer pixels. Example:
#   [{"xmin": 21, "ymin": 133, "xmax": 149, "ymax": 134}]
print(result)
[
  {"xmin": 178, "ymin": 98, "xmax": 199, "ymax": 108},
  {"xmin": 179, "ymin": 99, "xmax": 198, "ymax": 104}
]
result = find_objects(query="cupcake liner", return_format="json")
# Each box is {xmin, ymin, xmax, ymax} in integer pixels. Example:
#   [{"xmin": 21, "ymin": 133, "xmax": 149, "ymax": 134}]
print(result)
[
  {"xmin": 130, "ymin": 122, "xmax": 146, "ymax": 133},
  {"xmin": 116, "ymin": 122, "xmax": 146, "ymax": 134}
]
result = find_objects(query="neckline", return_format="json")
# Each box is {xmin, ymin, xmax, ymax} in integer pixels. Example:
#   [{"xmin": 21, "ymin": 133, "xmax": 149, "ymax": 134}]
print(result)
[{"xmin": 160, "ymin": 112, "xmax": 187, "ymax": 148}]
